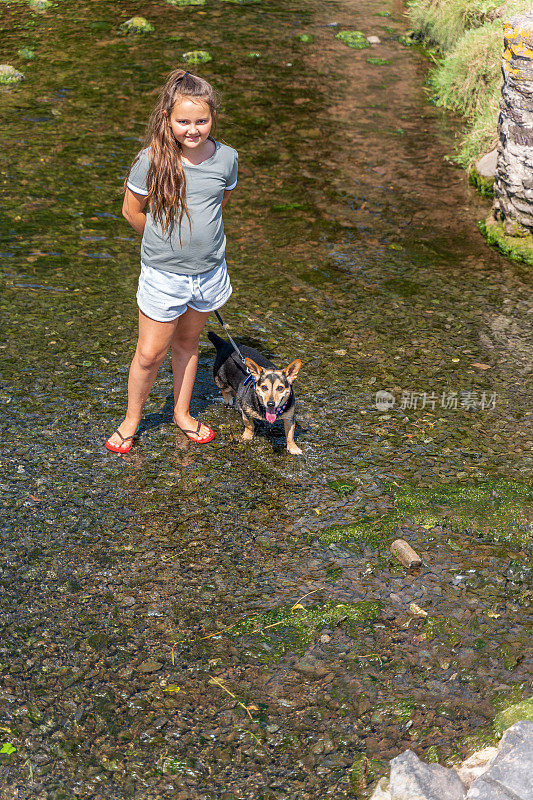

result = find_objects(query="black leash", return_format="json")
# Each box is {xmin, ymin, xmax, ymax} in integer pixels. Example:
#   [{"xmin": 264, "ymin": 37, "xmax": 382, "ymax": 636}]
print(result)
[{"xmin": 213, "ymin": 310, "xmax": 255, "ymax": 385}]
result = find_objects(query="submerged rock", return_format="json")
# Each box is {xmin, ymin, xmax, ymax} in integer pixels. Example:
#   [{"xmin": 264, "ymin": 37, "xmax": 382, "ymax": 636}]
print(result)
[
  {"xmin": 119, "ymin": 17, "xmax": 154, "ymax": 34},
  {"xmin": 166, "ymin": 0, "xmax": 205, "ymax": 4},
  {"xmin": 29, "ymin": 0, "xmax": 52, "ymax": 9},
  {"xmin": 390, "ymin": 750, "xmax": 466, "ymax": 800},
  {"xmin": 18, "ymin": 47, "xmax": 35, "ymax": 60},
  {"xmin": 335, "ymin": 30, "xmax": 370, "ymax": 49},
  {"xmin": 0, "ymin": 65, "xmax": 24, "ymax": 85},
  {"xmin": 182, "ymin": 50, "xmax": 212, "ymax": 64},
  {"xmin": 494, "ymin": 697, "xmax": 533, "ymax": 735},
  {"xmin": 367, "ymin": 35, "xmax": 381, "ymax": 45}
]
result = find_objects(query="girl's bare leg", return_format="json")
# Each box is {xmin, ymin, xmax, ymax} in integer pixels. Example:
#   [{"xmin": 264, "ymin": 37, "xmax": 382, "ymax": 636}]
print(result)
[
  {"xmin": 171, "ymin": 306, "xmax": 211, "ymax": 440},
  {"xmin": 106, "ymin": 310, "xmax": 179, "ymax": 448}
]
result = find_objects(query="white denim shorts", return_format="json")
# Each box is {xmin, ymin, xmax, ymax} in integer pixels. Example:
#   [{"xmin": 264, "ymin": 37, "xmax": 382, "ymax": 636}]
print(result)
[{"xmin": 136, "ymin": 259, "xmax": 232, "ymax": 323}]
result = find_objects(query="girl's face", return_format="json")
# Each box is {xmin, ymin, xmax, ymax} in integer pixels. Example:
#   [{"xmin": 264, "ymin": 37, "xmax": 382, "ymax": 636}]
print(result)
[{"xmin": 168, "ymin": 97, "xmax": 214, "ymax": 150}]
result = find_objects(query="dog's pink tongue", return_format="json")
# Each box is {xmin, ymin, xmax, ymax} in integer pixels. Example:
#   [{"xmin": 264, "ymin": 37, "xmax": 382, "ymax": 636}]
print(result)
[{"xmin": 266, "ymin": 411, "xmax": 277, "ymax": 424}]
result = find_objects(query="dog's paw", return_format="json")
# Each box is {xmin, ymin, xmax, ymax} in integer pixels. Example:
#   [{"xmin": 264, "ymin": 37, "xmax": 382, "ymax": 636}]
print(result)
[
  {"xmin": 287, "ymin": 444, "xmax": 302, "ymax": 455},
  {"xmin": 242, "ymin": 431, "xmax": 254, "ymax": 441}
]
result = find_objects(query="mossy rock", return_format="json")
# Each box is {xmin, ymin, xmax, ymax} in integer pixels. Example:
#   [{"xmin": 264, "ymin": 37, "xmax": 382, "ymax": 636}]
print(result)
[
  {"xmin": 335, "ymin": 30, "xmax": 370, "ymax": 50},
  {"xmin": 167, "ymin": 0, "xmax": 205, "ymax": 5},
  {"xmin": 494, "ymin": 697, "xmax": 533, "ymax": 736},
  {"xmin": 297, "ymin": 33, "xmax": 314, "ymax": 43},
  {"xmin": 479, "ymin": 215, "xmax": 533, "ymax": 268},
  {"xmin": 469, "ymin": 166, "xmax": 494, "ymax": 198},
  {"xmin": 247, "ymin": 52, "xmax": 261, "ymax": 58},
  {"xmin": 366, "ymin": 57, "xmax": 391, "ymax": 65},
  {"xmin": 119, "ymin": 17, "xmax": 154, "ymax": 34},
  {"xmin": 18, "ymin": 47, "xmax": 36, "ymax": 60},
  {"xmin": 29, "ymin": 0, "xmax": 52, "ymax": 10},
  {"xmin": 182, "ymin": 50, "xmax": 212, "ymax": 64},
  {"xmin": 398, "ymin": 31, "xmax": 418, "ymax": 46},
  {"xmin": 0, "ymin": 65, "xmax": 24, "ymax": 85}
]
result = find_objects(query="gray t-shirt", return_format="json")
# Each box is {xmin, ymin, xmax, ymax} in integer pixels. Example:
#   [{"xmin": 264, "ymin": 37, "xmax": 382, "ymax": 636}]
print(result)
[{"xmin": 126, "ymin": 138, "xmax": 238, "ymax": 275}]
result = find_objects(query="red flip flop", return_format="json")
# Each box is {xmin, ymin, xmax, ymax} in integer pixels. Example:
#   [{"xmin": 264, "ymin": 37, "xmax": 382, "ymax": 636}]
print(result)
[
  {"xmin": 177, "ymin": 419, "xmax": 215, "ymax": 444},
  {"xmin": 105, "ymin": 427, "xmax": 138, "ymax": 454}
]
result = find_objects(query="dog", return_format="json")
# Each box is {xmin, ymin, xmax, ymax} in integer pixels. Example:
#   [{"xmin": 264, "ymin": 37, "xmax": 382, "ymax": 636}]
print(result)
[{"xmin": 207, "ymin": 331, "xmax": 302, "ymax": 454}]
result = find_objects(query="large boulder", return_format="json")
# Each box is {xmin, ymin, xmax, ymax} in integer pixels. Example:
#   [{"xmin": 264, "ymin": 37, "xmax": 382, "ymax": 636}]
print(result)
[
  {"xmin": 467, "ymin": 721, "xmax": 533, "ymax": 800},
  {"xmin": 389, "ymin": 750, "xmax": 466, "ymax": 800},
  {"xmin": 455, "ymin": 746, "xmax": 497, "ymax": 787}
]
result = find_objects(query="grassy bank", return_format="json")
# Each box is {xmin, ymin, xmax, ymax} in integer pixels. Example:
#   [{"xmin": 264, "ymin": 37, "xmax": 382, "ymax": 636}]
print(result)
[{"xmin": 407, "ymin": 0, "xmax": 530, "ymax": 167}]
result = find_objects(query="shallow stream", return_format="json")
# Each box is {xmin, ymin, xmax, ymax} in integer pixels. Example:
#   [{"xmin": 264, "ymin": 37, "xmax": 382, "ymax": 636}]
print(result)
[{"xmin": 0, "ymin": 0, "xmax": 532, "ymax": 797}]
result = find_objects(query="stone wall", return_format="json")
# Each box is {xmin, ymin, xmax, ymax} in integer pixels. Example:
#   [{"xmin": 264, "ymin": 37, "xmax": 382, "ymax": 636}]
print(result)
[{"xmin": 493, "ymin": 12, "xmax": 533, "ymax": 234}]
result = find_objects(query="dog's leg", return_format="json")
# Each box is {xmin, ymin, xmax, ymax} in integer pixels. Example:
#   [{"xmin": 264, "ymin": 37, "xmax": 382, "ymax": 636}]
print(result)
[
  {"xmin": 241, "ymin": 412, "xmax": 254, "ymax": 441},
  {"xmin": 283, "ymin": 414, "xmax": 302, "ymax": 455},
  {"xmin": 221, "ymin": 388, "xmax": 233, "ymax": 406},
  {"xmin": 215, "ymin": 375, "xmax": 234, "ymax": 406}
]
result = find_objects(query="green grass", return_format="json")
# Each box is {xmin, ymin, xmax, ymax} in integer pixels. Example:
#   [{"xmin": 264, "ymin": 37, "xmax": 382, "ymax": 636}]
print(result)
[
  {"xmin": 407, "ymin": 0, "xmax": 531, "ymax": 166},
  {"xmin": 407, "ymin": 0, "xmax": 503, "ymax": 51}
]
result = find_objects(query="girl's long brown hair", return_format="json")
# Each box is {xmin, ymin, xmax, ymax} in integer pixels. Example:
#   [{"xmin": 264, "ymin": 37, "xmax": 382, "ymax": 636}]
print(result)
[{"xmin": 128, "ymin": 69, "xmax": 218, "ymax": 240}]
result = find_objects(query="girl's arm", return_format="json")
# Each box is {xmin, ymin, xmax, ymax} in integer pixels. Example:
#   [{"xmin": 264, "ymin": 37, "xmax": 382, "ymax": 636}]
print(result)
[
  {"xmin": 221, "ymin": 189, "xmax": 233, "ymax": 210},
  {"xmin": 122, "ymin": 188, "xmax": 148, "ymax": 235}
]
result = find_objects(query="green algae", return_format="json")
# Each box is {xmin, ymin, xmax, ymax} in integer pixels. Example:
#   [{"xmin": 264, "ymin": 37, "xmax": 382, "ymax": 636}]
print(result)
[
  {"xmin": 387, "ymin": 479, "xmax": 532, "ymax": 547},
  {"xmin": 494, "ymin": 697, "xmax": 533, "ymax": 735},
  {"xmin": 234, "ymin": 601, "xmax": 382, "ymax": 656},
  {"xmin": 316, "ymin": 480, "xmax": 531, "ymax": 549},
  {"xmin": 270, "ymin": 202, "xmax": 309, "ymax": 212},
  {"xmin": 297, "ymin": 33, "xmax": 314, "ymax": 43},
  {"xmin": 468, "ymin": 165, "xmax": 494, "ymax": 198},
  {"xmin": 479, "ymin": 216, "xmax": 533, "ymax": 268},
  {"xmin": 335, "ymin": 30, "xmax": 370, "ymax": 49},
  {"xmin": 425, "ymin": 616, "xmax": 463, "ymax": 647},
  {"xmin": 166, "ymin": 0, "xmax": 205, "ymax": 5},
  {"xmin": 366, "ymin": 57, "xmax": 392, "ymax": 65},
  {"xmin": 316, "ymin": 523, "xmax": 382, "ymax": 547},
  {"xmin": 18, "ymin": 47, "xmax": 35, "ymax": 60},
  {"xmin": 327, "ymin": 479, "xmax": 356, "ymax": 496}
]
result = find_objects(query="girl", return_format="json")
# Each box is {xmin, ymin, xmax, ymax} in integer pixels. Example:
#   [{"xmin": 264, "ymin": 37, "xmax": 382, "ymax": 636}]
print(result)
[{"xmin": 105, "ymin": 68, "xmax": 238, "ymax": 453}]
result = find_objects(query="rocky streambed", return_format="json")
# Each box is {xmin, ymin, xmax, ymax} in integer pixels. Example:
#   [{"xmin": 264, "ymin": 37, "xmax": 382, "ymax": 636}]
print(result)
[{"xmin": 0, "ymin": 0, "xmax": 531, "ymax": 797}]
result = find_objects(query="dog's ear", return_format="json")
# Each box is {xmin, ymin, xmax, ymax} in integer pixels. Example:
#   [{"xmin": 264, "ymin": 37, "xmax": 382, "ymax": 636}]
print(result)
[
  {"xmin": 284, "ymin": 359, "xmax": 301, "ymax": 383},
  {"xmin": 244, "ymin": 358, "xmax": 262, "ymax": 380}
]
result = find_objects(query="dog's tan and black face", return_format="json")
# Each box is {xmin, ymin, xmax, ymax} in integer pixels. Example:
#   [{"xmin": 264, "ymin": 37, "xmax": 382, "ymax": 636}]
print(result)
[{"xmin": 244, "ymin": 358, "xmax": 301, "ymax": 424}]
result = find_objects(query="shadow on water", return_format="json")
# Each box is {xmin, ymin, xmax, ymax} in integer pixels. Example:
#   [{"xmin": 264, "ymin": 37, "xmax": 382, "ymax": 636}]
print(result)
[{"xmin": 0, "ymin": 0, "xmax": 531, "ymax": 797}]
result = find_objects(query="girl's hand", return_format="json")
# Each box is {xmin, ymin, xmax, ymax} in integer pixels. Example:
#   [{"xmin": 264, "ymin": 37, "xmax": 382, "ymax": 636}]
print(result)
[{"xmin": 123, "ymin": 188, "xmax": 148, "ymax": 234}]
